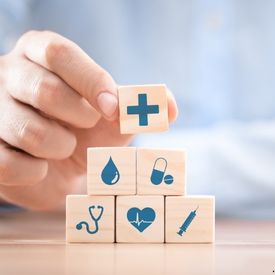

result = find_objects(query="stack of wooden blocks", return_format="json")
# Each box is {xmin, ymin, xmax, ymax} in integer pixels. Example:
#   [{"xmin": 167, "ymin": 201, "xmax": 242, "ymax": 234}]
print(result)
[{"xmin": 66, "ymin": 84, "xmax": 215, "ymax": 243}]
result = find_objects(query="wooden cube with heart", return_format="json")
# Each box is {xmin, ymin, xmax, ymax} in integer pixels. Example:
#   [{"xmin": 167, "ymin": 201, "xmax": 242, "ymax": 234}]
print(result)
[{"xmin": 116, "ymin": 195, "xmax": 164, "ymax": 243}]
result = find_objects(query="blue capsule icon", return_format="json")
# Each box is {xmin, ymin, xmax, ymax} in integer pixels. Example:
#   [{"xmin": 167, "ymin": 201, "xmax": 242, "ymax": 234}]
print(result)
[{"xmin": 150, "ymin": 157, "xmax": 174, "ymax": 185}]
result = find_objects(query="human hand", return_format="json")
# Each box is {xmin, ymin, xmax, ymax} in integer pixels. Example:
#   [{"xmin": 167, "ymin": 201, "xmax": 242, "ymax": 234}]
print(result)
[{"xmin": 0, "ymin": 31, "xmax": 178, "ymax": 210}]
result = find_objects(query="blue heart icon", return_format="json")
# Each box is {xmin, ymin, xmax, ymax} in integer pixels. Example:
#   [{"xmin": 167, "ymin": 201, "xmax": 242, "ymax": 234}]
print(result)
[{"xmin": 127, "ymin": 207, "xmax": 156, "ymax": 232}]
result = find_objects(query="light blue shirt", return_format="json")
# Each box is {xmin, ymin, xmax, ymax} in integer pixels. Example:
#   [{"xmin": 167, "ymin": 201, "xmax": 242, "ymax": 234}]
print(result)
[{"xmin": 0, "ymin": 0, "xmax": 274, "ymax": 218}]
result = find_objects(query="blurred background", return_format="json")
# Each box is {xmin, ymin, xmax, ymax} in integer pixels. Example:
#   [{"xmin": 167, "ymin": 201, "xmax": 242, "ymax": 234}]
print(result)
[{"xmin": 0, "ymin": 0, "xmax": 274, "ymax": 218}]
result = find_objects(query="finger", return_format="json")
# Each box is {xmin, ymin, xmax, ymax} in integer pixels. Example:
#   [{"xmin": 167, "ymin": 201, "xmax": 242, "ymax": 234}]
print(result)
[
  {"xmin": 0, "ymin": 96, "xmax": 77, "ymax": 159},
  {"xmin": 6, "ymin": 58, "xmax": 101, "ymax": 128},
  {"xmin": 0, "ymin": 140, "xmax": 48, "ymax": 185},
  {"xmin": 16, "ymin": 30, "xmax": 118, "ymax": 121},
  {"xmin": 0, "ymin": 155, "xmax": 85, "ymax": 210},
  {"xmin": 166, "ymin": 88, "xmax": 179, "ymax": 123}
]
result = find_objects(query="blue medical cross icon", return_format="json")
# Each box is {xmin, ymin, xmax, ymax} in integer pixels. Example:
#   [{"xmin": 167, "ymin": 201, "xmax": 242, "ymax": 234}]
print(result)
[{"xmin": 127, "ymin": 93, "xmax": 159, "ymax": 126}]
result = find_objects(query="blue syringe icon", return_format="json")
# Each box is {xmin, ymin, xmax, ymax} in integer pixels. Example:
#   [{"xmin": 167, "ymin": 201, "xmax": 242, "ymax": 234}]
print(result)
[{"xmin": 177, "ymin": 206, "xmax": 199, "ymax": 236}]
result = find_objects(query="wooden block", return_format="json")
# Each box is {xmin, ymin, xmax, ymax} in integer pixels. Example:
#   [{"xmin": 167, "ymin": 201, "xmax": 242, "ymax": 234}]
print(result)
[
  {"xmin": 137, "ymin": 148, "xmax": 186, "ymax": 195},
  {"xmin": 116, "ymin": 195, "xmax": 164, "ymax": 243},
  {"xmin": 87, "ymin": 147, "xmax": 136, "ymax": 195},
  {"xmin": 165, "ymin": 195, "xmax": 215, "ymax": 243},
  {"xmin": 66, "ymin": 195, "xmax": 115, "ymax": 243},
  {"xmin": 118, "ymin": 84, "xmax": 169, "ymax": 134}
]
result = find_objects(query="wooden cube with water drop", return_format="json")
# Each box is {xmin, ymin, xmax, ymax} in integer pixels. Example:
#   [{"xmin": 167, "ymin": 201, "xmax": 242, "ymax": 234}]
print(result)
[
  {"xmin": 87, "ymin": 147, "xmax": 136, "ymax": 195},
  {"xmin": 137, "ymin": 148, "xmax": 186, "ymax": 195},
  {"xmin": 116, "ymin": 195, "xmax": 164, "ymax": 243},
  {"xmin": 66, "ymin": 195, "xmax": 115, "ymax": 243},
  {"xmin": 165, "ymin": 195, "xmax": 215, "ymax": 243}
]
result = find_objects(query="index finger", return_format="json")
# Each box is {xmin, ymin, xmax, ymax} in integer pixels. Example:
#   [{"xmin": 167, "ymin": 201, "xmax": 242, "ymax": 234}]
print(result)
[{"xmin": 16, "ymin": 30, "xmax": 118, "ymax": 121}]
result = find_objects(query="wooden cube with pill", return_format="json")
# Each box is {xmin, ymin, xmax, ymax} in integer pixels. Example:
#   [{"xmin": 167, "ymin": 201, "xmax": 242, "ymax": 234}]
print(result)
[
  {"xmin": 87, "ymin": 147, "xmax": 136, "ymax": 195},
  {"xmin": 165, "ymin": 195, "xmax": 215, "ymax": 243},
  {"xmin": 137, "ymin": 148, "xmax": 186, "ymax": 195},
  {"xmin": 66, "ymin": 195, "xmax": 115, "ymax": 243},
  {"xmin": 116, "ymin": 195, "xmax": 164, "ymax": 243},
  {"xmin": 118, "ymin": 84, "xmax": 169, "ymax": 134}
]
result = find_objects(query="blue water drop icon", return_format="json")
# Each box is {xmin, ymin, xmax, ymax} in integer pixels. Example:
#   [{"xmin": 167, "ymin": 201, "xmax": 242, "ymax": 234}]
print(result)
[{"xmin": 101, "ymin": 157, "xmax": 120, "ymax": 185}]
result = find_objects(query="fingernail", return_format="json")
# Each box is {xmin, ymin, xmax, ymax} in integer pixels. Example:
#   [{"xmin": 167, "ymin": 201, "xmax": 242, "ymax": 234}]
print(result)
[{"xmin": 97, "ymin": 92, "xmax": 118, "ymax": 118}]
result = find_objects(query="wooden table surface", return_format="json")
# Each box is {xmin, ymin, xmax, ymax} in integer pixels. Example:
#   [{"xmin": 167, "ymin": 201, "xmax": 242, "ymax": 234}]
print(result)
[{"xmin": 0, "ymin": 209, "xmax": 274, "ymax": 275}]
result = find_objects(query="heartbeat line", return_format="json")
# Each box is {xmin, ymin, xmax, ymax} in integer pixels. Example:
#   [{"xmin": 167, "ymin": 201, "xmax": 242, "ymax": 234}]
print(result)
[{"xmin": 129, "ymin": 212, "xmax": 154, "ymax": 227}]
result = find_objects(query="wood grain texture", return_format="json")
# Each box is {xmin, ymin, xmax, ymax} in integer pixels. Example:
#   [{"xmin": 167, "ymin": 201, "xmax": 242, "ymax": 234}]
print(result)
[
  {"xmin": 137, "ymin": 148, "xmax": 186, "ymax": 195},
  {"xmin": 118, "ymin": 84, "xmax": 169, "ymax": 134},
  {"xmin": 116, "ymin": 195, "xmax": 164, "ymax": 243},
  {"xmin": 66, "ymin": 195, "xmax": 115, "ymax": 243},
  {"xmin": 87, "ymin": 147, "xmax": 136, "ymax": 195},
  {"xmin": 165, "ymin": 195, "xmax": 215, "ymax": 243}
]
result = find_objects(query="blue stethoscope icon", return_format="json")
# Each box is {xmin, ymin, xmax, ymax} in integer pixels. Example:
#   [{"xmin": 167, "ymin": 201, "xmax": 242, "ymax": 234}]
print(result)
[
  {"xmin": 76, "ymin": 205, "xmax": 104, "ymax": 234},
  {"xmin": 150, "ymin": 157, "xmax": 174, "ymax": 185}
]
